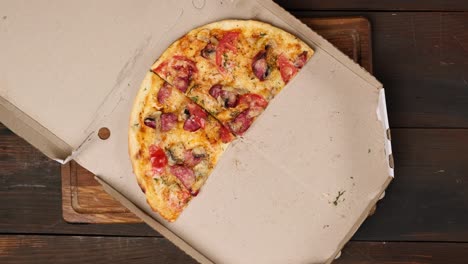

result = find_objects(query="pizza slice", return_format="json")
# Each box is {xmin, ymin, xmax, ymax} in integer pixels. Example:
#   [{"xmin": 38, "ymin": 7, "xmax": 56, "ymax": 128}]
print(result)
[
  {"xmin": 151, "ymin": 20, "xmax": 313, "ymax": 135},
  {"xmin": 128, "ymin": 72, "xmax": 234, "ymax": 221}
]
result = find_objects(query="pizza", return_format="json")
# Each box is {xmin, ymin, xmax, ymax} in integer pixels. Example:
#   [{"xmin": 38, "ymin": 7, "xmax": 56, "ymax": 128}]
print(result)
[{"xmin": 130, "ymin": 20, "xmax": 313, "ymax": 221}]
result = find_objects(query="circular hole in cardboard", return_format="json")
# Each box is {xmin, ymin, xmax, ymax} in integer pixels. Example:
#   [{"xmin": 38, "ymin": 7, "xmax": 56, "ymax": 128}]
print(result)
[
  {"xmin": 98, "ymin": 127, "xmax": 111, "ymax": 140},
  {"xmin": 388, "ymin": 154, "xmax": 394, "ymax": 168}
]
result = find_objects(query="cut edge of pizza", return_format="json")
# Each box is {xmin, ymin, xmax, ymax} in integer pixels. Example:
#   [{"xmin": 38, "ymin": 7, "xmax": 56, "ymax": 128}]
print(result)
[{"xmin": 129, "ymin": 72, "xmax": 234, "ymax": 221}]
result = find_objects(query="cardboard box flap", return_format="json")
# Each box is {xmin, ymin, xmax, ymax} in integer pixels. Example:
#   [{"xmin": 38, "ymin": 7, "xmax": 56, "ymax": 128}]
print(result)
[
  {"xmin": 0, "ymin": 1, "xmax": 393, "ymax": 263},
  {"xmin": 0, "ymin": 0, "xmax": 191, "ymax": 154},
  {"xmin": 0, "ymin": 96, "xmax": 72, "ymax": 161}
]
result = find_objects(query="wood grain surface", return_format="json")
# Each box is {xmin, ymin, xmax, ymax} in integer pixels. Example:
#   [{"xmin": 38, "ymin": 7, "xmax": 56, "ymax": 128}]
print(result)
[
  {"xmin": 335, "ymin": 241, "xmax": 468, "ymax": 264},
  {"xmin": 62, "ymin": 161, "xmax": 142, "ymax": 223},
  {"xmin": 0, "ymin": 235, "xmax": 194, "ymax": 264},
  {"xmin": 0, "ymin": 236, "xmax": 467, "ymax": 264},
  {"xmin": 1, "ymin": 5, "xmax": 468, "ymax": 264}
]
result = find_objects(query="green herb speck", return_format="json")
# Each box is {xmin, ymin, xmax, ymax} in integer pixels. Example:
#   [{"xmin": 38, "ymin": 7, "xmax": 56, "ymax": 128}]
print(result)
[{"xmin": 190, "ymin": 96, "xmax": 199, "ymax": 103}]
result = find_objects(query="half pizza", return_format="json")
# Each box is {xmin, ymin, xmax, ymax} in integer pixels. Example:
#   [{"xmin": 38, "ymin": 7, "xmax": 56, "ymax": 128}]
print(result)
[{"xmin": 130, "ymin": 20, "xmax": 313, "ymax": 221}]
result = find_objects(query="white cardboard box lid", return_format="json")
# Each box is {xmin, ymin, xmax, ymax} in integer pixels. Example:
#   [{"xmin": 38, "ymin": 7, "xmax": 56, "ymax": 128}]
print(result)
[{"xmin": 0, "ymin": 1, "xmax": 393, "ymax": 263}]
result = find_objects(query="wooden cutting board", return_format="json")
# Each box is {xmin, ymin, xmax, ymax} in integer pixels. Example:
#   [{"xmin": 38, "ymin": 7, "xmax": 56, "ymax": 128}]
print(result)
[{"xmin": 62, "ymin": 17, "xmax": 373, "ymax": 223}]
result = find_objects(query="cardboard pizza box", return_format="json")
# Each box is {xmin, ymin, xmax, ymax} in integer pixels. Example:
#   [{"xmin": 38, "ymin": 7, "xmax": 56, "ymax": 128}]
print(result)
[{"xmin": 0, "ymin": 1, "xmax": 393, "ymax": 263}]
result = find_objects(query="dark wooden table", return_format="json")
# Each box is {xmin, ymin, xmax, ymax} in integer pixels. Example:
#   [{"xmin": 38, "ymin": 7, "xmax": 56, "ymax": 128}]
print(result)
[{"xmin": 1, "ymin": 1, "xmax": 468, "ymax": 263}]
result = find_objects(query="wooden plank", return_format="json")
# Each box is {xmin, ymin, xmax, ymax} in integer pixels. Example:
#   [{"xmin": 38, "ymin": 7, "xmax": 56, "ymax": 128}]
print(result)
[
  {"xmin": 62, "ymin": 161, "xmax": 142, "ymax": 223},
  {"xmin": 61, "ymin": 16, "xmax": 374, "ymax": 224},
  {"xmin": 336, "ymin": 241, "xmax": 468, "ymax": 264},
  {"xmin": 276, "ymin": 0, "xmax": 468, "ymax": 11},
  {"xmin": 295, "ymin": 12, "xmax": 468, "ymax": 128},
  {"xmin": 0, "ymin": 123, "xmax": 158, "ymax": 236},
  {"xmin": 353, "ymin": 129, "xmax": 468, "ymax": 241},
  {"xmin": 0, "ymin": 235, "xmax": 195, "ymax": 264},
  {"xmin": 302, "ymin": 17, "xmax": 373, "ymax": 72},
  {"xmin": 372, "ymin": 12, "xmax": 468, "ymax": 128},
  {"xmin": 1, "ymin": 236, "xmax": 467, "ymax": 264}
]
